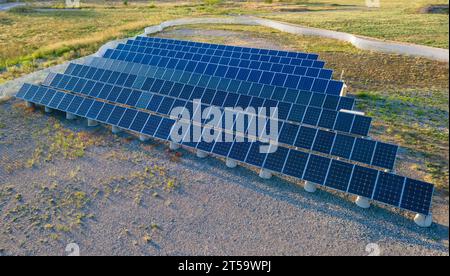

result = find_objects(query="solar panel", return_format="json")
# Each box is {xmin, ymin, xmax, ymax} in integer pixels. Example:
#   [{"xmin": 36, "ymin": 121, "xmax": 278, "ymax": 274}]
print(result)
[
  {"xmin": 14, "ymin": 37, "xmax": 436, "ymax": 219},
  {"xmin": 86, "ymin": 57, "xmax": 355, "ymax": 109}
]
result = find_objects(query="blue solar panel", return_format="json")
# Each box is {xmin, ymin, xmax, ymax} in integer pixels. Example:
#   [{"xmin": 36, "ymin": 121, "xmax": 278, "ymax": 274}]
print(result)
[
  {"xmin": 118, "ymin": 108, "xmax": 138, "ymax": 129},
  {"xmin": 96, "ymin": 103, "xmax": 115, "ymax": 122},
  {"xmin": 334, "ymin": 112, "xmax": 354, "ymax": 133},
  {"xmin": 351, "ymin": 115, "xmax": 371, "ymax": 136},
  {"xmin": 303, "ymin": 155, "xmax": 331, "ymax": 185},
  {"xmin": 76, "ymin": 98, "xmax": 94, "ymax": 117},
  {"xmin": 228, "ymin": 140, "xmax": 252, "ymax": 162},
  {"xmin": 153, "ymin": 118, "xmax": 174, "ymax": 139},
  {"xmin": 312, "ymin": 130, "xmax": 335, "ymax": 154},
  {"xmin": 279, "ymin": 123, "xmax": 299, "ymax": 145},
  {"xmin": 141, "ymin": 115, "xmax": 162, "ymax": 136},
  {"xmin": 86, "ymin": 101, "xmax": 104, "ymax": 120},
  {"xmin": 373, "ymin": 172, "xmax": 405, "ymax": 206},
  {"xmin": 351, "ymin": 138, "xmax": 376, "ymax": 165},
  {"xmin": 294, "ymin": 126, "xmax": 317, "ymax": 150},
  {"xmin": 325, "ymin": 160, "xmax": 353, "ymax": 191},
  {"xmin": 66, "ymin": 95, "xmax": 83, "ymax": 114},
  {"xmin": 107, "ymin": 106, "xmax": 126, "ymax": 125},
  {"xmin": 282, "ymin": 150, "xmax": 308, "ymax": 178},
  {"xmin": 331, "ymin": 134, "xmax": 355, "ymax": 159},
  {"xmin": 129, "ymin": 111, "xmax": 149, "ymax": 132},
  {"xmin": 57, "ymin": 94, "xmax": 75, "ymax": 111},
  {"xmin": 263, "ymin": 146, "xmax": 289, "ymax": 172},
  {"xmin": 400, "ymin": 179, "xmax": 434, "ymax": 215},
  {"xmin": 302, "ymin": 107, "xmax": 322, "ymax": 126},
  {"xmin": 348, "ymin": 166, "xmax": 378, "ymax": 198},
  {"xmin": 212, "ymin": 141, "xmax": 233, "ymax": 156},
  {"xmin": 245, "ymin": 141, "xmax": 268, "ymax": 167},
  {"xmin": 48, "ymin": 92, "xmax": 65, "ymax": 109},
  {"xmin": 371, "ymin": 142, "xmax": 398, "ymax": 170}
]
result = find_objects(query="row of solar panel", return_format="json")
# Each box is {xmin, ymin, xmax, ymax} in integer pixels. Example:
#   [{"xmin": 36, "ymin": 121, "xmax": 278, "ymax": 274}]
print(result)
[
  {"xmin": 87, "ymin": 58, "xmax": 355, "ymax": 110},
  {"xmin": 102, "ymin": 49, "xmax": 344, "ymax": 95},
  {"xmin": 118, "ymin": 43, "xmax": 329, "ymax": 76},
  {"xmin": 44, "ymin": 70, "xmax": 395, "ymax": 170},
  {"xmin": 125, "ymin": 39, "xmax": 325, "ymax": 70},
  {"xmin": 135, "ymin": 36, "xmax": 320, "ymax": 61},
  {"xmin": 54, "ymin": 66, "xmax": 370, "ymax": 137},
  {"xmin": 15, "ymin": 83, "xmax": 433, "ymax": 215}
]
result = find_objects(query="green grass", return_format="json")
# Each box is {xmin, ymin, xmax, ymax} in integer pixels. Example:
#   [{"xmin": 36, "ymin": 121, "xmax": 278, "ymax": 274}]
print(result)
[{"xmin": 264, "ymin": 0, "xmax": 449, "ymax": 49}]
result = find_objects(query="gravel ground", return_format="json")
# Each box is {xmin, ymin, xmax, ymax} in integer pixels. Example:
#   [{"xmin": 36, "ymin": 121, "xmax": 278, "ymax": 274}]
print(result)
[{"xmin": 0, "ymin": 28, "xmax": 448, "ymax": 256}]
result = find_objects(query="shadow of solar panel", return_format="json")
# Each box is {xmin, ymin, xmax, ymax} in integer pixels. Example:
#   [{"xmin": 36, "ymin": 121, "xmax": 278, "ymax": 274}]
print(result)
[
  {"xmin": 303, "ymin": 155, "xmax": 331, "ymax": 185},
  {"xmin": 400, "ymin": 179, "xmax": 434, "ymax": 215},
  {"xmin": 325, "ymin": 160, "xmax": 353, "ymax": 191},
  {"xmin": 348, "ymin": 165, "xmax": 378, "ymax": 198},
  {"xmin": 373, "ymin": 172, "xmax": 405, "ymax": 206}
]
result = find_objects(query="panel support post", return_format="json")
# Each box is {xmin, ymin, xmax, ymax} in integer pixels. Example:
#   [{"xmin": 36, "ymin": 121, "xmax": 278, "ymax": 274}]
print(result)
[
  {"xmin": 259, "ymin": 169, "xmax": 272, "ymax": 179},
  {"xmin": 304, "ymin": 181, "xmax": 317, "ymax": 193},
  {"xmin": 169, "ymin": 141, "xmax": 180, "ymax": 150},
  {"xmin": 139, "ymin": 134, "xmax": 150, "ymax": 142},
  {"xmin": 44, "ymin": 106, "xmax": 52, "ymax": 113},
  {"xmin": 355, "ymin": 196, "xmax": 370, "ymax": 209},
  {"xmin": 25, "ymin": 101, "xmax": 35, "ymax": 108},
  {"xmin": 87, "ymin": 119, "xmax": 99, "ymax": 127},
  {"xmin": 414, "ymin": 213, "xmax": 433, "ymax": 228},
  {"xmin": 112, "ymin": 126, "xmax": 122, "ymax": 134},
  {"xmin": 66, "ymin": 112, "xmax": 77, "ymax": 120},
  {"xmin": 225, "ymin": 158, "xmax": 237, "ymax": 168},
  {"xmin": 196, "ymin": 150, "xmax": 208, "ymax": 159}
]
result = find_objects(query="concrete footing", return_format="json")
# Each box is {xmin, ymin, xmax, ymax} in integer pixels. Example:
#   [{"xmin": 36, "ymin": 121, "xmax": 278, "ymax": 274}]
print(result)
[
  {"xmin": 44, "ymin": 106, "xmax": 52, "ymax": 113},
  {"xmin": 87, "ymin": 119, "xmax": 99, "ymax": 127},
  {"xmin": 196, "ymin": 150, "xmax": 208, "ymax": 158},
  {"xmin": 169, "ymin": 141, "xmax": 180, "ymax": 150},
  {"xmin": 355, "ymin": 196, "xmax": 371, "ymax": 209},
  {"xmin": 112, "ymin": 126, "xmax": 122, "ymax": 134},
  {"xmin": 139, "ymin": 134, "xmax": 150, "ymax": 142},
  {"xmin": 25, "ymin": 101, "xmax": 35, "ymax": 108},
  {"xmin": 414, "ymin": 214, "xmax": 433, "ymax": 228},
  {"xmin": 304, "ymin": 181, "xmax": 317, "ymax": 193},
  {"xmin": 226, "ymin": 158, "xmax": 237, "ymax": 168},
  {"xmin": 259, "ymin": 169, "xmax": 272, "ymax": 179},
  {"xmin": 66, "ymin": 112, "xmax": 77, "ymax": 120}
]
